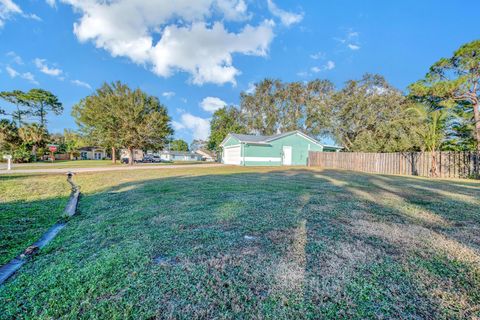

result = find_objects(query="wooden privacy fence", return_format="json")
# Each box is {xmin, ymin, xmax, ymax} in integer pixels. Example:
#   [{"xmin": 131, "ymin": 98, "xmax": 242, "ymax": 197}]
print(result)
[{"xmin": 308, "ymin": 151, "xmax": 480, "ymax": 179}]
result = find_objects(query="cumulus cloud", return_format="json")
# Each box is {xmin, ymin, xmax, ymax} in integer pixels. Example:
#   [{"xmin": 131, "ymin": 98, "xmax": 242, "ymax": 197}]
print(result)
[
  {"xmin": 59, "ymin": 0, "xmax": 275, "ymax": 85},
  {"xmin": 311, "ymin": 60, "xmax": 335, "ymax": 73},
  {"xmin": 200, "ymin": 96, "xmax": 227, "ymax": 113},
  {"xmin": 173, "ymin": 112, "xmax": 210, "ymax": 140},
  {"xmin": 71, "ymin": 79, "xmax": 92, "ymax": 89},
  {"xmin": 266, "ymin": 0, "xmax": 303, "ymax": 26},
  {"xmin": 6, "ymin": 66, "xmax": 39, "ymax": 84},
  {"xmin": 34, "ymin": 58, "xmax": 63, "ymax": 76}
]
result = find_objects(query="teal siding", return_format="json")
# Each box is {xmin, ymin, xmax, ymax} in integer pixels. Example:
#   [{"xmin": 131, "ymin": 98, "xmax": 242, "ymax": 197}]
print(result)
[
  {"xmin": 242, "ymin": 132, "xmax": 323, "ymax": 166},
  {"xmin": 223, "ymin": 136, "xmax": 240, "ymax": 147}
]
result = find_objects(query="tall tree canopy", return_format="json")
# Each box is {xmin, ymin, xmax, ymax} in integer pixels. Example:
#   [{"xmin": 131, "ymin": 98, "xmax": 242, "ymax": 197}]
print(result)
[
  {"xmin": 332, "ymin": 74, "xmax": 423, "ymax": 152},
  {"xmin": 208, "ymin": 106, "xmax": 246, "ymax": 152},
  {"xmin": 409, "ymin": 40, "xmax": 480, "ymax": 151},
  {"xmin": 73, "ymin": 81, "xmax": 173, "ymax": 165},
  {"xmin": 18, "ymin": 123, "xmax": 49, "ymax": 161},
  {"xmin": 0, "ymin": 90, "xmax": 30, "ymax": 126},
  {"xmin": 170, "ymin": 139, "xmax": 189, "ymax": 151},
  {"xmin": 26, "ymin": 89, "xmax": 63, "ymax": 127},
  {"xmin": 72, "ymin": 83, "xmax": 122, "ymax": 162},
  {"xmin": 240, "ymin": 79, "xmax": 334, "ymax": 136},
  {"xmin": 240, "ymin": 79, "xmax": 279, "ymax": 135}
]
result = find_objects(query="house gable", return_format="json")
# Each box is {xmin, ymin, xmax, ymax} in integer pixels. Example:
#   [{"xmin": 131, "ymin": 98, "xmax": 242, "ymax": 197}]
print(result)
[{"xmin": 220, "ymin": 134, "xmax": 241, "ymax": 148}]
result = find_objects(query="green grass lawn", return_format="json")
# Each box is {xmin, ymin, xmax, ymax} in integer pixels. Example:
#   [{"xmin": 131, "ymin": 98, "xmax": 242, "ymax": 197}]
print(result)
[{"xmin": 1, "ymin": 167, "xmax": 479, "ymax": 319}]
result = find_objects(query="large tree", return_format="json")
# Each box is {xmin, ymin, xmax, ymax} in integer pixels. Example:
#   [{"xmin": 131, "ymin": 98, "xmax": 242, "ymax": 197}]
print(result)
[
  {"xmin": 409, "ymin": 40, "xmax": 480, "ymax": 151},
  {"xmin": 332, "ymin": 74, "xmax": 423, "ymax": 152},
  {"xmin": 240, "ymin": 79, "xmax": 334, "ymax": 137},
  {"xmin": 0, "ymin": 90, "xmax": 30, "ymax": 126},
  {"xmin": 73, "ymin": 83, "xmax": 123, "ymax": 163},
  {"xmin": 18, "ymin": 123, "xmax": 49, "ymax": 161},
  {"xmin": 208, "ymin": 106, "xmax": 246, "ymax": 152},
  {"xmin": 170, "ymin": 139, "xmax": 189, "ymax": 151},
  {"xmin": 26, "ymin": 89, "xmax": 63, "ymax": 127},
  {"xmin": 73, "ymin": 81, "xmax": 173, "ymax": 165},
  {"xmin": 241, "ymin": 79, "xmax": 280, "ymax": 135}
]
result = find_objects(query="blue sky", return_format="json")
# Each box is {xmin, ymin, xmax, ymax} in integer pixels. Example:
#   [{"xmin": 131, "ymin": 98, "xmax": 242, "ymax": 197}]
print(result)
[{"xmin": 0, "ymin": 0, "xmax": 479, "ymax": 144}]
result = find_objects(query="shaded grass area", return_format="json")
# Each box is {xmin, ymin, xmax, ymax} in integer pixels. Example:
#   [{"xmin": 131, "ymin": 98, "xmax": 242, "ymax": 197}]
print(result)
[
  {"xmin": 0, "ymin": 167, "xmax": 479, "ymax": 319},
  {"xmin": 0, "ymin": 174, "xmax": 70, "ymax": 265}
]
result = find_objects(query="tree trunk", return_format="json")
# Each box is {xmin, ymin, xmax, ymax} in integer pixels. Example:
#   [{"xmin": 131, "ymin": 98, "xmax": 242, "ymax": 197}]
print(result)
[
  {"xmin": 128, "ymin": 147, "xmax": 134, "ymax": 166},
  {"xmin": 70, "ymin": 152, "xmax": 74, "ymax": 160},
  {"xmin": 430, "ymin": 151, "xmax": 438, "ymax": 177},
  {"xmin": 40, "ymin": 103, "xmax": 45, "ymax": 127},
  {"xmin": 112, "ymin": 147, "xmax": 116, "ymax": 164},
  {"xmin": 474, "ymin": 103, "xmax": 480, "ymax": 152},
  {"xmin": 32, "ymin": 145, "xmax": 37, "ymax": 162}
]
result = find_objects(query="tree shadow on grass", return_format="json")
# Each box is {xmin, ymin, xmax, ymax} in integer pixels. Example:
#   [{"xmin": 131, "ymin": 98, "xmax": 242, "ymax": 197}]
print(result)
[{"xmin": 0, "ymin": 169, "xmax": 479, "ymax": 319}]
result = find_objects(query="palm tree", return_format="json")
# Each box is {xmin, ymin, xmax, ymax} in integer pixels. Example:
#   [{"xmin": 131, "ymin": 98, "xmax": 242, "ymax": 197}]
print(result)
[
  {"xmin": 19, "ymin": 124, "xmax": 49, "ymax": 162},
  {"xmin": 409, "ymin": 104, "xmax": 448, "ymax": 177}
]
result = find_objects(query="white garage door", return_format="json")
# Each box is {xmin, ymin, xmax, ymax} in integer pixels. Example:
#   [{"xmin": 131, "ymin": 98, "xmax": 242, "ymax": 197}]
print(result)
[{"xmin": 223, "ymin": 146, "xmax": 241, "ymax": 165}]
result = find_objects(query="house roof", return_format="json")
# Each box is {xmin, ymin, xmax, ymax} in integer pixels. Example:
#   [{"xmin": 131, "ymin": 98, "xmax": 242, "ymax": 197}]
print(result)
[
  {"xmin": 196, "ymin": 149, "xmax": 216, "ymax": 158},
  {"xmin": 221, "ymin": 130, "xmax": 327, "ymax": 147}
]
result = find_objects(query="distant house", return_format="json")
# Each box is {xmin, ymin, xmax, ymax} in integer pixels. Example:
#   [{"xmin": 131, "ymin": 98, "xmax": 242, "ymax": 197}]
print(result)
[
  {"xmin": 120, "ymin": 149, "xmax": 144, "ymax": 162},
  {"xmin": 159, "ymin": 150, "xmax": 203, "ymax": 161},
  {"xmin": 195, "ymin": 149, "xmax": 216, "ymax": 162},
  {"xmin": 220, "ymin": 130, "xmax": 342, "ymax": 166},
  {"xmin": 79, "ymin": 147, "xmax": 106, "ymax": 160}
]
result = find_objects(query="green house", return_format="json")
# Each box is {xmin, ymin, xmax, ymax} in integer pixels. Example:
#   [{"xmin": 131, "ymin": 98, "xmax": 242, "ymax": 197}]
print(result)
[{"xmin": 220, "ymin": 130, "xmax": 341, "ymax": 166}]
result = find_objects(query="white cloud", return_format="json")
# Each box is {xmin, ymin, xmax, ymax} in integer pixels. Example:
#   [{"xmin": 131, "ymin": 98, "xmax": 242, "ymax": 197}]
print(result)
[
  {"xmin": 0, "ymin": 0, "xmax": 22, "ymax": 27},
  {"xmin": 60, "ymin": 0, "xmax": 275, "ymax": 85},
  {"xmin": 0, "ymin": 0, "xmax": 41, "ymax": 27},
  {"xmin": 21, "ymin": 72, "xmax": 38, "ymax": 84},
  {"xmin": 311, "ymin": 60, "xmax": 335, "ymax": 73},
  {"xmin": 310, "ymin": 51, "xmax": 325, "ymax": 60},
  {"xmin": 6, "ymin": 51, "xmax": 23, "ymax": 64},
  {"xmin": 5, "ymin": 65, "xmax": 18, "ymax": 77},
  {"xmin": 45, "ymin": 0, "xmax": 56, "ymax": 8},
  {"xmin": 200, "ymin": 96, "xmax": 227, "ymax": 113},
  {"xmin": 34, "ymin": 58, "xmax": 63, "ymax": 76},
  {"xmin": 347, "ymin": 44, "xmax": 360, "ymax": 50},
  {"xmin": 162, "ymin": 91, "xmax": 175, "ymax": 99},
  {"xmin": 245, "ymin": 82, "xmax": 256, "ymax": 94},
  {"xmin": 6, "ymin": 66, "xmax": 39, "ymax": 84},
  {"xmin": 335, "ymin": 28, "xmax": 361, "ymax": 51},
  {"xmin": 71, "ymin": 79, "xmax": 92, "ymax": 89},
  {"xmin": 174, "ymin": 112, "xmax": 210, "ymax": 140},
  {"xmin": 266, "ymin": 0, "xmax": 303, "ymax": 27}
]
